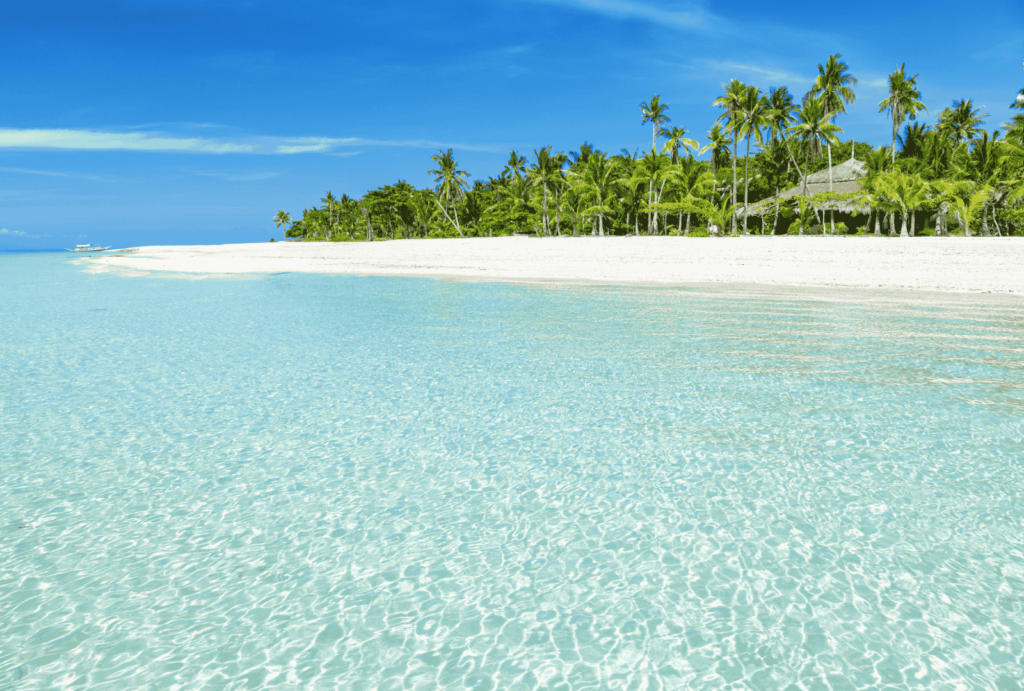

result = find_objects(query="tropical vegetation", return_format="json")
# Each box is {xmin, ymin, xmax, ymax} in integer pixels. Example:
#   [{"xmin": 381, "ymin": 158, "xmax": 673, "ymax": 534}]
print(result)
[{"xmin": 278, "ymin": 57, "xmax": 1024, "ymax": 240}]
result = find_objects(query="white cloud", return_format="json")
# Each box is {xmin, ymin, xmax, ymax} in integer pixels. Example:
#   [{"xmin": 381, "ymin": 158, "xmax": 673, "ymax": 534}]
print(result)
[
  {"xmin": 0, "ymin": 166, "xmax": 110, "ymax": 181},
  {"xmin": 528, "ymin": 0, "xmax": 717, "ymax": 30},
  {"xmin": 0, "ymin": 228, "xmax": 29, "ymax": 236},
  {"xmin": 0, "ymin": 129, "xmax": 500, "ymax": 155},
  {"xmin": 274, "ymin": 142, "xmax": 334, "ymax": 154},
  {"xmin": 701, "ymin": 60, "xmax": 813, "ymax": 86},
  {"xmin": 0, "ymin": 128, "xmax": 254, "ymax": 153}
]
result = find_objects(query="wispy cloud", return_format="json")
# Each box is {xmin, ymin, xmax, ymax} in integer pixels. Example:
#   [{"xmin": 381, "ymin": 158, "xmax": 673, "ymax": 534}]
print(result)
[
  {"xmin": 0, "ymin": 129, "xmax": 500, "ymax": 155},
  {"xmin": 0, "ymin": 128, "xmax": 254, "ymax": 153},
  {"xmin": 197, "ymin": 171, "xmax": 280, "ymax": 181},
  {"xmin": 0, "ymin": 166, "xmax": 111, "ymax": 181},
  {"xmin": 527, "ymin": 0, "xmax": 719, "ymax": 31},
  {"xmin": 700, "ymin": 59, "xmax": 813, "ymax": 86},
  {"xmin": 0, "ymin": 228, "xmax": 33, "ymax": 237}
]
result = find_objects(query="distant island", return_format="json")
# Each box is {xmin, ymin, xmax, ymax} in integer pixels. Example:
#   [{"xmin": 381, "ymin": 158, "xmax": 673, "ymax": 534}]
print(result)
[{"xmin": 275, "ymin": 56, "xmax": 1024, "ymax": 241}]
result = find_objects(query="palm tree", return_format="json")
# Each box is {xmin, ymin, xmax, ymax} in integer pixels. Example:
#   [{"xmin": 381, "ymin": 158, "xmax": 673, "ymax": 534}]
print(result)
[
  {"xmin": 705, "ymin": 125, "xmax": 732, "ymax": 177},
  {"xmin": 789, "ymin": 96, "xmax": 843, "ymax": 232},
  {"xmin": 503, "ymin": 151, "xmax": 526, "ymax": 181},
  {"xmin": 878, "ymin": 65, "xmax": 927, "ymax": 165},
  {"xmin": 809, "ymin": 54, "xmax": 858, "ymax": 233},
  {"xmin": 942, "ymin": 99, "xmax": 989, "ymax": 149},
  {"xmin": 640, "ymin": 95, "xmax": 670, "ymax": 153},
  {"xmin": 737, "ymin": 85, "xmax": 770, "ymax": 233},
  {"xmin": 661, "ymin": 126, "xmax": 702, "ymax": 164},
  {"xmin": 789, "ymin": 96, "xmax": 843, "ymax": 187},
  {"xmin": 428, "ymin": 148, "xmax": 470, "ymax": 237},
  {"xmin": 273, "ymin": 210, "xmax": 291, "ymax": 237},
  {"xmin": 528, "ymin": 146, "xmax": 561, "ymax": 236},
  {"xmin": 320, "ymin": 191, "xmax": 338, "ymax": 240},
  {"xmin": 713, "ymin": 79, "xmax": 748, "ymax": 233},
  {"xmin": 573, "ymin": 152, "xmax": 617, "ymax": 236}
]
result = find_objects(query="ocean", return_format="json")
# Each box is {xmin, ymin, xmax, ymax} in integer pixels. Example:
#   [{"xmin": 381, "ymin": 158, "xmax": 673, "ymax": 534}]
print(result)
[{"xmin": 2, "ymin": 252, "xmax": 1023, "ymax": 689}]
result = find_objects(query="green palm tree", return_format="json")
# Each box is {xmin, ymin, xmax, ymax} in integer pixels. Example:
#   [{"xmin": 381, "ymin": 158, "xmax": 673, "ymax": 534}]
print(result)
[
  {"xmin": 428, "ymin": 148, "xmax": 470, "ymax": 237},
  {"xmin": 502, "ymin": 151, "xmax": 526, "ymax": 181},
  {"xmin": 809, "ymin": 54, "xmax": 858, "ymax": 233},
  {"xmin": 705, "ymin": 125, "xmax": 732, "ymax": 177},
  {"xmin": 713, "ymin": 79, "xmax": 748, "ymax": 233},
  {"xmin": 942, "ymin": 99, "xmax": 989, "ymax": 149},
  {"xmin": 661, "ymin": 126, "xmax": 703, "ymax": 163},
  {"xmin": 273, "ymin": 210, "xmax": 291, "ymax": 237},
  {"xmin": 528, "ymin": 146, "xmax": 562, "ymax": 236},
  {"xmin": 878, "ymin": 65, "xmax": 927, "ymax": 165},
  {"xmin": 737, "ymin": 85, "xmax": 770, "ymax": 233},
  {"xmin": 572, "ymin": 152, "xmax": 617, "ymax": 236},
  {"xmin": 640, "ymin": 95, "xmax": 670, "ymax": 153},
  {"xmin": 789, "ymin": 96, "xmax": 843, "ymax": 232}
]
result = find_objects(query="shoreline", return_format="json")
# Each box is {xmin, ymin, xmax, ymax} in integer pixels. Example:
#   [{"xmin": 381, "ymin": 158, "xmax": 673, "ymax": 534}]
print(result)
[{"xmin": 84, "ymin": 236, "xmax": 1024, "ymax": 298}]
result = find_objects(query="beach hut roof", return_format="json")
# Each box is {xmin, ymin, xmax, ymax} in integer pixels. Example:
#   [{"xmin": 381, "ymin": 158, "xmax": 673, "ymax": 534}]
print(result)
[{"xmin": 738, "ymin": 154, "xmax": 870, "ymax": 216}]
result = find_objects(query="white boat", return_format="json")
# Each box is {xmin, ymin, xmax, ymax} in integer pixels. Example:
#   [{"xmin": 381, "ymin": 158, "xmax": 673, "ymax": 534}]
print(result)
[{"xmin": 65, "ymin": 244, "xmax": 110, "ymax": 252}]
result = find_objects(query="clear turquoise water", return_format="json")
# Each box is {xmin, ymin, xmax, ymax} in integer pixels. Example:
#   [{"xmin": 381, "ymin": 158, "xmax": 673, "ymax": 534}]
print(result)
[{"xmin": 2, "ymin": 252, "xmax": 1023, "ymax": 690}]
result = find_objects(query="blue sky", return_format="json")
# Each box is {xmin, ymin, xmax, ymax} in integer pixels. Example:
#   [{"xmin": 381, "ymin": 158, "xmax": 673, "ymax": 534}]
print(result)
[{"xmin": 2, "ymin": 0, "xmax": 1022, "ymax": 248}]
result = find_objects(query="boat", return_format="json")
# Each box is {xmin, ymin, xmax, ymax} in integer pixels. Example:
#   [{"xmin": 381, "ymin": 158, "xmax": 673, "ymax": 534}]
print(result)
[{"xmin": 65, "ymin": 244, "xmax": 111, "ymax": 252}]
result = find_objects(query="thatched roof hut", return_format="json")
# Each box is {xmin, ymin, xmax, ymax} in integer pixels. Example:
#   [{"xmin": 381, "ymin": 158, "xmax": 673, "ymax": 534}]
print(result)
[{"xmin": 739, "ymin": 153, "xmax": 870, "ymax": 216}]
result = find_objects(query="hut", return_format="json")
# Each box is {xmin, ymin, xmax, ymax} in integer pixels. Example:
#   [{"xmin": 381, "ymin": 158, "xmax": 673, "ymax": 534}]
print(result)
[{"xmin": 739, "ymin": 149, "xmax": 870, "ymax": 220}]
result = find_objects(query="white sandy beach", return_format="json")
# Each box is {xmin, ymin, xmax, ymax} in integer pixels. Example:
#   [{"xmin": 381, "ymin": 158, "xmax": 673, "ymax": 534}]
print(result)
[{"xmin": 87, "ymin": 236, "xmax": 1024, "ymax": 295}]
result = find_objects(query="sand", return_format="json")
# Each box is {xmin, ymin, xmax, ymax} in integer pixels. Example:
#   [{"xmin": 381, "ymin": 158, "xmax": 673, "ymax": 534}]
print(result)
[{"xmin": 85, "ymin": 236, "xmax": 1024, "ymax": 295}]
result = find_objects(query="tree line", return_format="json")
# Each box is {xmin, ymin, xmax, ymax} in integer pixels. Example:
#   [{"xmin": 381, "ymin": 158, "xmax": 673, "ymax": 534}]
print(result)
[{"xmin": 274, "ymin": 56, "xmax": 1024, "ymax": 240}]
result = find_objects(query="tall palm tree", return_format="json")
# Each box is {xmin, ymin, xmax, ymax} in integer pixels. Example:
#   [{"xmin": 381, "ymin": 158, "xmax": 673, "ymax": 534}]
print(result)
[
  {"xmin": 529, "ymin": 146, "xmax": 561, "ymax": 236},
  {"xmin": 713, "ymin": 79, "xmax": 748, "ymax": 233},
  {"xmin": 737, "ymin": 85, "xmax": 770, "ymax": 233},
  {"xmin": 878, "ymin": 65, "xmax": 927, "ymax": 165},
  {"xmin": 640, "ymin": 95, "xmax": 670, "ymax": 153},
  {"xmin": 789, "ymin": 96, "xmax": 843, "ymax": 232},
  {"xmin": 573, "ymin": 152, "xmax": 617, "ymax": 236},
  {"xmin": 427, "ymin": 148, "xmax": 470, "ymax": 237},
  {"xmin": 320, "ymin": 191, "xmax": 338, "ymax": 240},
  {"xmin": 809, "ymin": 54, "xmax": 858, "ymax": 233},
  {"xmin": 273, "ymin": 210, "xmax": 291, "ymax": 237}
]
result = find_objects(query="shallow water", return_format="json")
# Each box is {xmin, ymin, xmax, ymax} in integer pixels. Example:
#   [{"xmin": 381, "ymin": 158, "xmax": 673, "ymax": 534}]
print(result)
[{"xmin": 2, "ymin": 253, "xmax": 1023, "ymax": 690}]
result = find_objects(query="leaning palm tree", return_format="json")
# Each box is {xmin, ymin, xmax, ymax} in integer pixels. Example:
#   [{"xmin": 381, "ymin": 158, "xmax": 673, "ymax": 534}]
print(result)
[
  {"xmin": 878, "ymin": 65, "xmax": 927, "ymax": 165},
  {"xmin": 809, "ymin": 54, "xmax": 858, "ymax": 233},
  {"xmin": 640, "ymin": 95, "xmax": 670, "ymax": 153},
  {"xmin": 273, "ymin": 210, "xmax": 291, "ymax": 237},
  {"xmin": 713, "ymin": 79, "xmax": 748, "ymax": 233},
  {"xmin": 427, "ymin": 148, "xmax": 470, "ymax": 237}
]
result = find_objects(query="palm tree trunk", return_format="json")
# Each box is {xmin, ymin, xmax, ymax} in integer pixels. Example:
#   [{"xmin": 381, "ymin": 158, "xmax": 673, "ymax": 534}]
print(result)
[
  {"xmin": 900, "ymin": 211, "xmax": 908, "ymax": 238},
  {"xmin": 685, "ymin": 212, "xmax": 691, "ymax": 236},
  {"xmin": 910, "ymin": 211, "xmax": 916, "ymax": 237},
  {"xmin": 827, "ymin": 142, "xmax": 835, "ymax": 235},
  {"xmin": 731, "ymin": 116, "xmax": 738, "ymax": 234},
  {"xmin": 743, "ymin": 135, "xmax": 751, "ymax": 234},
  {"xmin": 982, "ymin": 203, "xmax": 991, "ymax": 237},
  {"xmin": 678, "ymin": 212, "xmax": 683, "ymax": 237},
  {"xmin": 874, "ymin": 209, "xmax": 881, "ymax": 236},
  {"xmin": 773, "ymin": 186, "xmax": 780, "ymax": 236}
]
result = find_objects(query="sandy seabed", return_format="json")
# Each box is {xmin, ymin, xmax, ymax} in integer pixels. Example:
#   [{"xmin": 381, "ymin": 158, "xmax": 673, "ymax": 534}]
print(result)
[{"xmin": 86, "ymin": 236, "xmax": 1024, "ymax": 298}]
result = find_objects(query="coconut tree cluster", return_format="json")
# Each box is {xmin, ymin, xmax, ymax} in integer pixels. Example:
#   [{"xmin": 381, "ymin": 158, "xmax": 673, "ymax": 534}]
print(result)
[{"xmin": 279, "ymin": 57, "xmax": 1024, "ymax": 240}]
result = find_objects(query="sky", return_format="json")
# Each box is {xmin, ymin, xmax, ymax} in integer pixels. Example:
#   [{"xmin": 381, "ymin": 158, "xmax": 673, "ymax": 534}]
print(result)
[{"xmin": 1, "ymin": 0, "xmax": 1022, "ymax": 249}]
